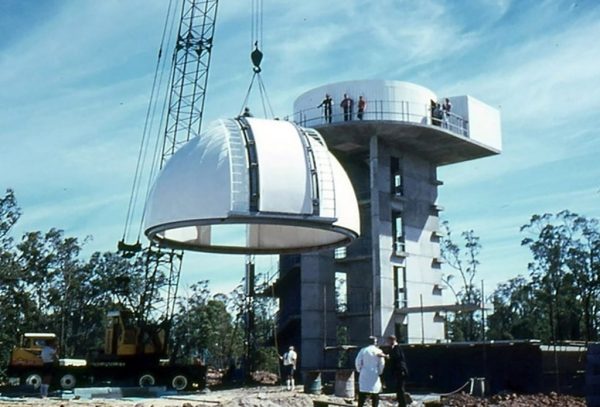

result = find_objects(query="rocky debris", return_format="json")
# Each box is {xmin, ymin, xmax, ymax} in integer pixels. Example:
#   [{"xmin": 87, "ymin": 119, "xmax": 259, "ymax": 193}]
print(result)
[
  {"xmin": 222, "ymin": 392, "xmax": 312, "ymax": 407},
  {"xmin": 0, "ymin": 389, "xmax": 588, "ymax": 407},
  {"xmin": 250, "ymin": 371, "xmax": 279, "ymax": 385},
  {"xmin": 441, "ymin": 391, "xmax": 586, "ymax": 407}
]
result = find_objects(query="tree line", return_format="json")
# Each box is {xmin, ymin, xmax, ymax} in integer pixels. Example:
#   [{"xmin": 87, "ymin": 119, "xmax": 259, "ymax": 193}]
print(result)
[
  {"xmin": 441, "ymin": 211, "xmax": 600, "ymax": 343},
  {"xmin": 0, "ymin": 189, "xmax": 278, "ymax": 378},
  {"xmin": 2, "ymin": 186, "xmax": 599, "ymax": 377}
]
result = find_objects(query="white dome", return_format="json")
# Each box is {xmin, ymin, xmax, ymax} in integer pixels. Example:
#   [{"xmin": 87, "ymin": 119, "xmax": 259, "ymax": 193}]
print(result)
[{"xmin": 144, "ymin": 117, "xmax": 360, "ymax": 254}]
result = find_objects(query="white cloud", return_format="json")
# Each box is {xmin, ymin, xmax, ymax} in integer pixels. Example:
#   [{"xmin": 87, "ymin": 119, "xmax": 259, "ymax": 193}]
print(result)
[{"xmin": 443, "ymin": 10, "xmax": 600, "ymax": 122}]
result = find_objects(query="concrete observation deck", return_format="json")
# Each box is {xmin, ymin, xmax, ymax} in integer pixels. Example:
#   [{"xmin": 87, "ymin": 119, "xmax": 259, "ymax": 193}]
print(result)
[{"xmin": 293, "ymin": 80, "xmax": 502, "ymax": 166}]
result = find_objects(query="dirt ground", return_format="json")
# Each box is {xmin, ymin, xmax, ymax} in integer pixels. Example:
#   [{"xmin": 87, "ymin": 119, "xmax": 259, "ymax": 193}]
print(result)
[
  {"xmin": 0, "ymin": 388, "xmax": 589, "ymax": 407},
  {"xmin": 442, "ymin": 391, "xmax": 587, "ymax": 407},
  {"xmin": 3, "ymin": 386, "xmax": 314, "ymax": 407}
]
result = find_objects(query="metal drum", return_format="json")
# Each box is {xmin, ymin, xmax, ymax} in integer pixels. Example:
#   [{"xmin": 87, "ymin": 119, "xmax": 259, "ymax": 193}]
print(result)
[
  {"xmin": 334, "ymin": 369, "xmax": 355, "ymax": 398},
  {"xmin": 304, "ymin": 370, "xmax": 322, "ymax": 394}
]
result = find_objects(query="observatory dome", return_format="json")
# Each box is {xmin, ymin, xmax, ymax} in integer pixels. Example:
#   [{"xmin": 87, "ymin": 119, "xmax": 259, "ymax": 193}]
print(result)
[{"xmin": 144, "ymin": 117, "xmax": 360, "ymax": 254}]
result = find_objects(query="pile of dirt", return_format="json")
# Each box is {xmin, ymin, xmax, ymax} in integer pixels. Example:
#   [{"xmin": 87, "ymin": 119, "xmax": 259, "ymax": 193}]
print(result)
[
  {"xmin": 222, "ymin": 391, "xmax": 312, "ymax": 407},
  {"xmin": 441, "ymin": 391, "xmax": 586, "ymax": 407}
]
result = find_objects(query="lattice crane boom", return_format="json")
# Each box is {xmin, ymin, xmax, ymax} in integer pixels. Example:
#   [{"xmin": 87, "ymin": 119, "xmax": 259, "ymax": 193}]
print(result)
[
  {"xmin": 120, "ymin": 0, "xmax": 219, "ymax": 341},
  {"xmin": 160, "ymin": 0, "xmax": 218, "ymax": 167}
]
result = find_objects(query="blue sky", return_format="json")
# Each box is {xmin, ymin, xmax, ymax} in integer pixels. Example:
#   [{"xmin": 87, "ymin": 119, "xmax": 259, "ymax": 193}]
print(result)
[{"xmin": 1, "ymin": 0, "xmax": 599, "ymax": 297}]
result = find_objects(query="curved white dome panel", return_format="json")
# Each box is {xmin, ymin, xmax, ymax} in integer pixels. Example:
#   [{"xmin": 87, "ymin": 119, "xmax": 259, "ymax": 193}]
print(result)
[
  {"xmin": 251, "ymin": 118, "xmax": 312, "ymax": 214},
  {"xmin": 144, "ymin": 118, "xmax": 360, "ymax": 254},
  {"xmin": 144, "ymin": 120, "xmax": 232, "ymax": 226}
]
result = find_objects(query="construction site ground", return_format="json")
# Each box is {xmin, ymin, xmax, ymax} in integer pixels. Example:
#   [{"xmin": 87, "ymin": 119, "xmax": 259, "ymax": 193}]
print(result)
[{"xmin": 0, "ymin": 386, "xmax": 588, "ymax": 407}]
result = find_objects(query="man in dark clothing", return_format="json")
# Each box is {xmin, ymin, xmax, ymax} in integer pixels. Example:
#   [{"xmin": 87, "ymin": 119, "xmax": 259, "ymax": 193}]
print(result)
[
  {"xmin": 340, "ymin": 93, "xmax": 353, "ymax": 121},
  {"xmin": 317, "ymin": 94, "xmax": 333, "ymax": 123},
  {"xmin": 385, "ymin": 335, "xmax": 408, "ymax": 407}
]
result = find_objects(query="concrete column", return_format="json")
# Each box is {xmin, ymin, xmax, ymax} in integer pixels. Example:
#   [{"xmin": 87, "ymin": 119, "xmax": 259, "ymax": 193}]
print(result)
[
  {"xmin": 369, "ymin": 136, "xmax": 380, "ymax": 337},
  {"xmin": 300, "ymin": 252, "xmax": 336, "ymax": 369},
  {"xmin": 369, "ymin": 139, "xmax": 396, "ymax": 338},
  {"xmin": 377, "ymin": 149, "xmax": 395, "ymax": 338}
]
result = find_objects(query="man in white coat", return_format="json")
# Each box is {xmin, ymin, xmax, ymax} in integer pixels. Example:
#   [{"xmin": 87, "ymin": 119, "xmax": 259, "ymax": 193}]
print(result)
[{"xmin": 355, "ymin": 336, "xmax": 385, "ymax": 407}]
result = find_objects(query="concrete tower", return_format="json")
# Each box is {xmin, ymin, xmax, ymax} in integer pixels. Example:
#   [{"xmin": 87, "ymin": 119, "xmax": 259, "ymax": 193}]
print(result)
[{"xmin": 274, "ymin": 80, "xmax": 502, "ymax": 372}]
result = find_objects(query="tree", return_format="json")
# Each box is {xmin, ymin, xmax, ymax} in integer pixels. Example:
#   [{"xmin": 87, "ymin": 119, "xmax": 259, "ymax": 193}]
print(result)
[
  {"xmin": 0, "ymin": 189, "xmax": 20, "ymax": 250},
  {"xmin": 440, "ymin": 221, "xmax": 483, "ymax": 341},
  {"xmin": 521, "ymin": 211, "xmax": 600, "ymax": 342},
  {"xmin": 252, "ymin": 273, "xmax": 279, "ymax": 373},
  {"xmin": 171, "ymin": 281, "xmax": 240, "ymax": 369},
  {"xmin": 70, "ymin": 251, "xmax": 144, "ymax": 355},
  {"xmin": 567, "ymin": 215, "xmax": 600, "ymax": 340},
  {"xmin": 486, "ymin": 276, "xmax": 550, "ymax": 340},
  {"xmin": 0, "ymin": 189, "xmax": 23, "ymax": 371}
]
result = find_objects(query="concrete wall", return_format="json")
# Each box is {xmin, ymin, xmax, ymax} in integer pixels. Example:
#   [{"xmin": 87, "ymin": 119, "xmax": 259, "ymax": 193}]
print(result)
[
  {"xmin": 374, "ymin": 141, "xmax": 445, "ymax": 343},
  {"xmin": 450, "ymin": 95, "xmax": 502, "ymax": 151},
  {"xmin": 299, "ymin": 252, "xmax": 334, "ymax": 370}
]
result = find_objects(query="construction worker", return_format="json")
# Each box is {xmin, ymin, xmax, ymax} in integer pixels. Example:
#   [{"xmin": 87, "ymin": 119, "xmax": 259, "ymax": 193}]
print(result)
[
  {"xmin": 340, "ymin": 93, "xmax": 354, "ymax": 121},
  {"xmin": 40, "ymin": 340, "xmax": 58, "ymax": 398},
  {"xmin": 317, "ymin": 94, "xmax": 333, "ymax": 123},
  {"xmin": 357, "ymin": 96, "xmax": 367, "ymax": 120},
  {"xmin": 281, "ymin": 345, "xmax": 298, "ymax": 391},
  {"xmin": 385, "ymin": 335, "xmax": 409, "ymax": 407},
  {"xmin": 355, "ymin": 336, "xmax": 385, "ymax": 407}
]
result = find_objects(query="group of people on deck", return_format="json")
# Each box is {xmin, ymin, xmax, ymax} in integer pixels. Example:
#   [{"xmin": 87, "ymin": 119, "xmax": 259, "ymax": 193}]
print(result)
[
  {"xmin": 318, "ymin": 93, "xmax": 367, "ymax": 123},
  {"xmin": 317, "ymin": 93, "xmax": 453, "ymax": 131},
  {"xmin": 431, "ymin": 97, "xmax": 452, "ymax": 127}
]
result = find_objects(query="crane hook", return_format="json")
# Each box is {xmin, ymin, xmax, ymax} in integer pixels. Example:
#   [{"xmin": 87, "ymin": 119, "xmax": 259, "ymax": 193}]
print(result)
[{"xmin": 251, "ymin": 41, "xmax": 263, "ymax": 73}]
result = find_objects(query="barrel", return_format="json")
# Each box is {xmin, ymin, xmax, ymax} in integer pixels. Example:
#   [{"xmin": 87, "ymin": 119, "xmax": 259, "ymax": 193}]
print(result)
[
  {"xmin": 304, "ymin": 370, "xmax": 322, "ymax": 394},
  {"xmin": 334, "ymin": 370, "xmax": 355, "ymax": 398},
  {"xmin": 469, "ymin": 377, "xmax": 486, "ymax": 397},
  {"xmin": 587, "ymin": 344, "xmax": 600, "ymax": 407}
]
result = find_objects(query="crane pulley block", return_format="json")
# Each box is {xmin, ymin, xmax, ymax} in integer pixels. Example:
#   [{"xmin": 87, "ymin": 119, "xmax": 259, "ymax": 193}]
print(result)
[
  {"xmin": 117, "ymin": 240, "xmax": 142, "ymax": 257},
  {"xmin": 251, "ymin": 42, "xmax": 263, "ymax": 73}
]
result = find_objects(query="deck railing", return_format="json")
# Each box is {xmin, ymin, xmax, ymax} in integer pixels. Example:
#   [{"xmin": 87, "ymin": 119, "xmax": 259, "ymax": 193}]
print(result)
[{"xmin": 292, "ymin": 99, "xmax": 469, "ymax": 137}]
